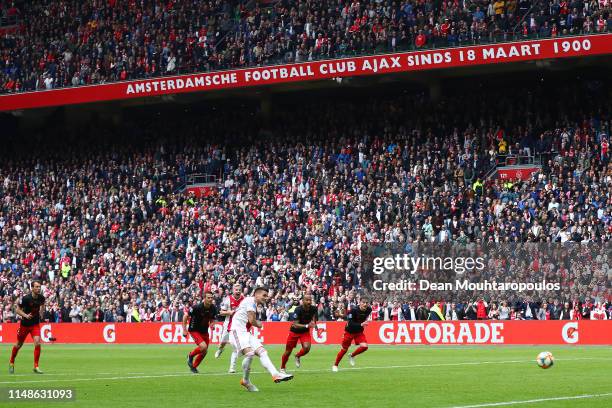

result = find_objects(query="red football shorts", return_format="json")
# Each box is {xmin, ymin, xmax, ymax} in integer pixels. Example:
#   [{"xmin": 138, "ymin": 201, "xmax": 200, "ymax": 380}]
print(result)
[
  {"xmin": 189, "ymin": 331, "xmax": 210, "ymax": 346},
  {"xmin": 286, "ymin": 331, "xmax": 312, "ymax": 349},
  {"xmin": 17, "ymin": 324, "xmax": 41, "ymax": 343},
  {"xmin": 341, "ymin": 331, "xmax": 367, "ymax": 348}
]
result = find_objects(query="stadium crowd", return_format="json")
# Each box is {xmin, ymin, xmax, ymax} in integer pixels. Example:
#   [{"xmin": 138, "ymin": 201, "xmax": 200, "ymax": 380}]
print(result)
[
  {"xmin": 1, "ymin": 0, "xmax": 611, "ymax": 93},
  {"xmin": 0, "ymin": 80, "xmax": 611, "ymax": 324}
]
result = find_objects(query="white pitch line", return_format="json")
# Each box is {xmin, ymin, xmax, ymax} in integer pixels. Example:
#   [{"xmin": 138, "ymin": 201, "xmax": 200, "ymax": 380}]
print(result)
[
  {"xmin": 447, "ymin": 393, "xmax": 612, "ymax": 408},
  {"xmin": 2, "ymin": 356, "xmax": 608, "ymax": 378},
  {"xmin": 0, "ymin": 357, "xmax": 607, "ymax": 384},
  {"xmin": 5, "ymin": 372, "xmax": 147, "ymax": 378}
]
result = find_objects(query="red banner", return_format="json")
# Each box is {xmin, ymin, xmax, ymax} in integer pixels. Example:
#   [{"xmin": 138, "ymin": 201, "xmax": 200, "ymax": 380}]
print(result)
[
  {"xmin": 497, "ymin": 166, "xmax": 540, "ymax": 181},
  {"xmin": 1, "ymin": 321, "xmax": 609, "ymax": 345},
  {"xmin": 186, "ymin": 185, "xmax": 217, "ymax": 198},
  {"xmin": 1, "ymin": 34, "xmax": 611, "ymax": 112}
]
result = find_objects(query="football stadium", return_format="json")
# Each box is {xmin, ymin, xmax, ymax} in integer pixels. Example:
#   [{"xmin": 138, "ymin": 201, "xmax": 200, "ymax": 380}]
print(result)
[{"xmin": 0, "ymin": 1, "xmax": 611, "ymax": 407}]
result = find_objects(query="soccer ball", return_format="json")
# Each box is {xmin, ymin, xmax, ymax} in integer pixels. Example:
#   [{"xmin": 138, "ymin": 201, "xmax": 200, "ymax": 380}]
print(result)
[{"xmin": 536, "ymin": 351, "xmax": 554, "ymax": 369}]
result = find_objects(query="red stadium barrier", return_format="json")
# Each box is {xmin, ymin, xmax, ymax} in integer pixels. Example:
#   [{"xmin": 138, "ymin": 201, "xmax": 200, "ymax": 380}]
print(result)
[
  {"xmin": 1, "ymin": 34, "xmax": 611, "ymax": 112},
  {"xmin": 0, "ymin": 321, "xmax": 610, "ymax": 345},
  {"xmin": 186, "ymin": 185, "xmax": 217, "ymax": 197},
  {"xmin": 497, "ymin": 166, "xmax": 540, "ymax": 181}
]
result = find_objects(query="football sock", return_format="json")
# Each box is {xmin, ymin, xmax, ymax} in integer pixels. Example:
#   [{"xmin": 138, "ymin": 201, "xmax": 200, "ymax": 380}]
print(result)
[
  {"xmin": 257, "ymin": 350, "xmax": 279, "ymax": 377},
  {"xmin": 242, "ymin": 354, "xmax": 254, "ymax": 382},
  {"xmin": 229, "ymin": 350, "xmax": 238, "ymax": 370},
  {"xmin": 334, "ymin": 348, "xmax": 348, "ymax": 366},
  {"xmin": 9, "ymin": 346, "xmax": 19, "ymax": 364},
  {"xmin": 189, "ymin": 347, "xmax": 202, "ymax": 358},
  {"xmin": 280, "ymin": 348, "xmax": 292, "ymax": 369},
  {"xmin": 351, "ymin": 346, "xmax": 368, "ymax": 357},
  {"xmin": 34, "ymin": 345, "xmax": 41, "ymax": 367},
  {"xmin": 193, "ymin": 350, "xmax": 206, "ymax": 368},
  {"xmin": 296, "ymin": 347, "xmax": 308, "ymax": 357}
]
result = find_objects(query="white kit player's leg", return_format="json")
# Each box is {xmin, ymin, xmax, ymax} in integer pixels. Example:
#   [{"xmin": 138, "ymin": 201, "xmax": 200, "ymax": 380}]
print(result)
[
  {"xmin": 221, "ymin": 325, "xmax": 230, "ymax": 344},
  {"xmin": 216, "ymin": 326, "xmax": 230, "ymax": 358},
  {"xmin": 229, "ymin": 349, "xmax": 238, "ymax": 373},
  {"xmin": 215, "ymin": 343, "xmax": 225, "ymax": 358},
  {"xmin": 256, "ymin": 347, "xmax": 279, "ymax": 376},
  {"xmin": 229, "ymin": 330, "xmax": 249, "ymax": 356},
  {"xmin": 240, "ymin": 351, "xmax": 258, "ymax": 392},
  {"xmin": 241, "ymin": 351, "xmax": 254, "ymax": 382},
  {"xmin": 255, "ymin": 347, "xmax": 293, "ymax": 383}
]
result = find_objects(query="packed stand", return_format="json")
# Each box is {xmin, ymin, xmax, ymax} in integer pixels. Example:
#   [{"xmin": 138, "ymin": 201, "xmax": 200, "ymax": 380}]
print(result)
[
  {"xmin": 0, "ymin": 81, "xmax": 611, "ymax": 323},
  {"xmin": 1, "ymin": 0, "xmax": 611, "ymax": 93}
]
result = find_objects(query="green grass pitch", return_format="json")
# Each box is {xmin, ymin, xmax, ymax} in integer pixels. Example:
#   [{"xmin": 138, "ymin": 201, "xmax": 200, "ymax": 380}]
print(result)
[{"xmin": 1, "ymin": 344, "xmax": 611, "ymax": 407}]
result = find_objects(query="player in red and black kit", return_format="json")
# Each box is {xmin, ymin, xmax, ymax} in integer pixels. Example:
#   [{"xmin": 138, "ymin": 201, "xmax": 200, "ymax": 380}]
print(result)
[
  {"xmin": 182, "ymin": 291, "xmax": 218, "ymax": 373},
  {"xmin": 280, "ymin": 294, "xmax": 317, "ymax": 372},
  {"xmin": 333, "ymin": 298, "xmax": 372, "ymax": 372},
  {"xmin": 9, "ymin": 280, "xmax": 46, "ymax": 374}
]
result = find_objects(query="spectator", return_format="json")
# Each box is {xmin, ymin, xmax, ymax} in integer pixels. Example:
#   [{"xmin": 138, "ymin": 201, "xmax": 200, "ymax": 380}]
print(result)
[
  {"xmin": 414, "ymin": 303, "xmax": 428, "ymax": 320},
  {"xmin": 559, "ymin": 303, "xmax": 572, "ymax": 320},
  {"xmin": 536, "ymin": 303, "xmax": 549, "ymax": 320},
  {"xmin": 428, "ymin": 301, "xmax": 445, "ymax": 320},
  {"xmin": 571, "ymin": 304, "xmax": 582, "ymax": 320},
  {"xmin": 549, "ymin": 300, "xmax": 562, "ymax": 320},
  {"xmin": 477, "ymin": 299, "xmax": 488, "ymax": 320},
  {"xmin": 465, "ymin": 302, "xmax": 478, "ymax": 320},
  {"xmin": 499, "ymin": 301, "xmax": 511, "ymax": 320},
  {"xmin": 590, "ymin": 302, "xmax": 608, "ymax": 320},
  {"xmin": 488, "ymin": 303, "xmax": 500, "ymax": 320},
  {"xmin": 69, "ymin": 304, "xmax": 82, "ymax": 323}
]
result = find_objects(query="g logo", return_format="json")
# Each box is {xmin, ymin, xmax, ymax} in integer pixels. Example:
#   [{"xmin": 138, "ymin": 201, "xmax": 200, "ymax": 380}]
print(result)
[
  {"xmin": 562, "ymin": 322, "xmax": 579, "ymax": 344},
  {"xmin": 41, "ymin": 324, "xmax": 53, "ymax": 342},
  {"xmin": 103, "ymin": 324, "xmax": 116, "ymax": 343},
  {"xmin": 312, "ymin": 323, "xmax": 327, "ymax": 343}
]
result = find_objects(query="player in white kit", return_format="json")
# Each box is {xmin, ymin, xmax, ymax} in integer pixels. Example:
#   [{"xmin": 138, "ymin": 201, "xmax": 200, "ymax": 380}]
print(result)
[
  {"xmin": 215, "ymin": 283, "xmax": 243, "ymax": 373},
  {"xmin": 230, "ymin": 287, "xmax": 293, "ymax": 392}
]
